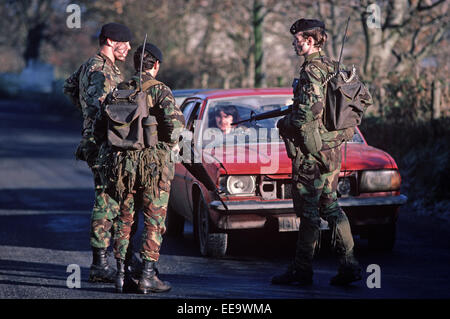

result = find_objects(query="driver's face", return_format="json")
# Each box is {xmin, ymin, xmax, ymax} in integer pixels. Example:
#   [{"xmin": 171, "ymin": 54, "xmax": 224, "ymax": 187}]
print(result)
[{"xmin": 215, "ymin": 111, "xmax": 233, "ymax": 133}]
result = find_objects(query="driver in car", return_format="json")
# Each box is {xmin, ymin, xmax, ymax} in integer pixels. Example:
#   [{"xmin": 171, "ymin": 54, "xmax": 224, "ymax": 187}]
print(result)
[{"xmin": 214, "ymin": 105, "xmax": 241, "ymax": 134}]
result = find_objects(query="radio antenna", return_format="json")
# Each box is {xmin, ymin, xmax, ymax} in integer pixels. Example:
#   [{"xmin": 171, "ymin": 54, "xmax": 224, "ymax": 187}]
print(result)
[
  {"xmin": 337, "ymin": 17, "xmax": 350, "ymax": 72},
  {"xmin": 138, "ymin": 33, "xmax": 148, "ymax": 92}
]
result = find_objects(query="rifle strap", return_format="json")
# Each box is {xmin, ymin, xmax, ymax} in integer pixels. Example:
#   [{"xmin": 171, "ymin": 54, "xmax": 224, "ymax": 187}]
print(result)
[{"xmin": 343, "ymin": 140, "xmax": 348, "ymax": 179}]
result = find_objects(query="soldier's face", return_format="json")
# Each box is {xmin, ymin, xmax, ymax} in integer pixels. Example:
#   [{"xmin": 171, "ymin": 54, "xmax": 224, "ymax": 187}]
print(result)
[
  {"xmin": 113, "ymin": 41, "xmax": 131, "ymax": 61},
  {"xmin": 292, "ymin": 33, "xmax": 310, "ymax": 56}
]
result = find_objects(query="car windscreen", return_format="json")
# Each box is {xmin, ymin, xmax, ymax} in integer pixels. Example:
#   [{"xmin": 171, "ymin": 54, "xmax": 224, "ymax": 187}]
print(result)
[{"xmin": 201, "ymin": 95, "xmax": 293, "ymax": 147}]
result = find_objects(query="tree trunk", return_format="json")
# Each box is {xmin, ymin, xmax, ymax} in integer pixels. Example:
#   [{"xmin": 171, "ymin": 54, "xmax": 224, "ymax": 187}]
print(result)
[
  {"xmin": 253, "ymin": 0, "xmax": 266, "ymax": 88},
  {"xmin": 201, "ymin": 72, "xmax": 209, "ymax": 89},
  {"xmin": 432, "ymin": 80, "xmax": 442, "ymax": 120},
  {"xmin": 23, "ymin": 22, "xmax": 45, "ymax": 66}
]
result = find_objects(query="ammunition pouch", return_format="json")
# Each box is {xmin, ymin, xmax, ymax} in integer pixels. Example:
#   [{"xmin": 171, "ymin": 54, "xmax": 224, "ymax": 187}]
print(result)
[
  {"xmin": 297, "ymin": 120, "xmax": 323, "ymax": 155},
  {"xmin": 277, "ymin": 116, "xmax": 298, "ymax": 159},
  {"xmin": 283, "ymin": 136, "xmax": 298, "ymax": 159},
  {"xmin": 154, "ymin": 145, "xmax": 174, "ymax": 193},
  {"xmin": 143, "ymin": 116, "xmax": 158, "ymax": 148},
  {"xmin": 278, "ymin": 115, "xmax": 323, "ymax": 157}
]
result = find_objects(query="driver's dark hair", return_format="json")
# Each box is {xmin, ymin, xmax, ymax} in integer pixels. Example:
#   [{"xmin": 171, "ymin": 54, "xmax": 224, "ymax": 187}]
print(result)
[{"xmin": 215, "ymin": 105, "xmax": 241, "ymax": 122}]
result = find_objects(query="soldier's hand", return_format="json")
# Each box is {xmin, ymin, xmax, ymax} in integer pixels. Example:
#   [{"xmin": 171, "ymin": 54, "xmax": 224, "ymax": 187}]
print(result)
[
  {"xmin": 80, "ymin": 137, "xmax": 99, "ymax": 168},
  {"xmin": 296, "ymin": 108, "xmax": 315, "ymax": 122}
]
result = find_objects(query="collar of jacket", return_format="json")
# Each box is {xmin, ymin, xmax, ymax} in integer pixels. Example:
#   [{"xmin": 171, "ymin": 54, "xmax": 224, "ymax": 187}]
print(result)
[
  {"xmin": 140, "ymin": 71, "xmax": 155, "ymax": 82},
  {"xmin": 131, "ymin": 72, "xmax": 156, "ymax": 86},
  {"xmin": 301, "ymin": 50, "xmax": 324, "ymax": 68},
  {"xmin": 97, "ymin": 51, "xmax": 121, "ymax": 74}
]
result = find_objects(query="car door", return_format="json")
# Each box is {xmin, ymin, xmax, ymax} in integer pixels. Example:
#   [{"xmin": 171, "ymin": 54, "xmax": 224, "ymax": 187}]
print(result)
[{"xmin": 170, "ymin": 99, "xmax": 202, "ymax": 220}]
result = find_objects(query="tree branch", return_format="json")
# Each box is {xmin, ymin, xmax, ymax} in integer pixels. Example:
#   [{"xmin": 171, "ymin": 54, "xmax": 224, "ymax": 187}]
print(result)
[{"xmin": 417, "ymin": 0, "xmax": 446, "ymax": 11}]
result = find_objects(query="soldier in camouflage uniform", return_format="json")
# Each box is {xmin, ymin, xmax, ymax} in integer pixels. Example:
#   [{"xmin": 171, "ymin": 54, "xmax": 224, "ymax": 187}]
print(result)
[
  {"xmin": 272, "ymin": 19, "xmax": 361, "ymax": 286},
  {"xmin": 94, "ymin": 43, "xmax": 184, "ymax": 294},
  {"xmin": 63, "ymin": 23, "xmax": 132, "ymax": 283}
]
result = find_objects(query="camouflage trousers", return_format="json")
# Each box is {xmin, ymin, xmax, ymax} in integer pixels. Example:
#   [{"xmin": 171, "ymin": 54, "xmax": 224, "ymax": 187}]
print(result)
[
  {"xmin": 114, "ymin": 182, "xmax": 170, "ymax": 262},
  {"xmin": 90, "ymin": 171, "xmax": 120, "ymax": 249},
  {"xmin": 291, "ymin": 145, "xmax": 359, "ymax": 275}
]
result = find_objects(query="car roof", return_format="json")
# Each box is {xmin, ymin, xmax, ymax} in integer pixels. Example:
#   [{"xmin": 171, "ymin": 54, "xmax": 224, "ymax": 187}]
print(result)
[
  {"xmin": 172, "ymin": 88, "xmax": 215, "ymax": 97},
  {"xmin": 190, "ymin": 88, "xmax": 293, "ymax": 100}
]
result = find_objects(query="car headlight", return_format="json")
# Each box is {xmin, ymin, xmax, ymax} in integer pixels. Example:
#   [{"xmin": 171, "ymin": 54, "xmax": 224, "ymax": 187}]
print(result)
[
  {"xmin": 359, "ymin": 170, "xmax": 401, "ymax": 193},
  {"xmin": 219, "ymin": 175, "xmax": 256, "ymax": 195}
]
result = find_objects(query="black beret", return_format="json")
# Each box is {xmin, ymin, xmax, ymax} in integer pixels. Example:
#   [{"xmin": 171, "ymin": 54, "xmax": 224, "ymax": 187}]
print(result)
[
  {"xmin": 290, "ymin": 19, "xmax": 325, "ymax": 34},
  {"xmin": 138, "ymin": 43, "xmax": 163, "ymax": 63},
  {"xmin": 100, "ymin": 23, "xmax": 133, "ymax": 42}
]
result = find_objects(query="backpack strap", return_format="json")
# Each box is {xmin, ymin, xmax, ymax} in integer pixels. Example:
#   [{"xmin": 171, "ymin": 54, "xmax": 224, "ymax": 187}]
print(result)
[
  {"xmin": 140, "ymin": 79, "xmax": 163, "ymax": 108},
  {"xmin": 141, "ymin": 79, "xmax": 162, "ymax": 92}
]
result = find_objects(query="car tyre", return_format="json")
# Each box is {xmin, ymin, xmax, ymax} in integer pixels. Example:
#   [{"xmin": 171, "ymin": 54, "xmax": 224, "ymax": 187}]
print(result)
[
  {"xmin": 368, "ymin": 223, "xmax": 396, "ymax": 251},
  {"xmin": 166, "ymin": 203, "xmax": 184, "ymax": 237},
  {"xmin": 196, "ymin": 193, "xmax": 228, "ymax": 257}
]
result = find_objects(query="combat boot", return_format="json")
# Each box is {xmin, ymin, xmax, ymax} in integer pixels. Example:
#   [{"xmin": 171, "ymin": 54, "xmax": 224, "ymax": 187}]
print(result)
[
  {"xmin": 115, "ymin": 259, "xmax": 125, "ymax": 293},
  {"xmin": 113, "ymin": 258, "xmax": 138, "ymax": 293},
  {"xmin": 138, "ymin": 261, "xmax": 171, "ymax": 294},
  {"xmin": 89, "ymin": 247, "xmax": 116, "ymax": 283},
  {"xmin": 330, "ymin": 265, "xmax": 362, "ymax": 286},
  {"xmin": 271, "ymin": 264, "xmax": 313, "ymax": 286}
]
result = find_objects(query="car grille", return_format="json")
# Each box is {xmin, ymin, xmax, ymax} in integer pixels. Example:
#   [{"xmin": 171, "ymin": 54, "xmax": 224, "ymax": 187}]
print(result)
[
  {"xmin": 282, "ymin": 182, "xmax": 293, "ymax": 199},
  {"xmin": 258, "ymin": 174, "xmax": 357, "ymax": 200},
  {"xmin": 258, "ymin": 178, "xmax": 293, "ymax": 200}
]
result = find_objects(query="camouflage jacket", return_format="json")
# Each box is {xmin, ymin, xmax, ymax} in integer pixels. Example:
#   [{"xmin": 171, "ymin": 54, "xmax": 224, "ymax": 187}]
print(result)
[
  {"xmin": 290, "ymin": 51, "xmax": 353, "ymax": 149},
  {"xmin": 63, "ymin": 51, "xmax": 123, "ymax": 139},
  {"xmin": 95, "ymin": 72, "xmax": 185, "ymax": 200}
]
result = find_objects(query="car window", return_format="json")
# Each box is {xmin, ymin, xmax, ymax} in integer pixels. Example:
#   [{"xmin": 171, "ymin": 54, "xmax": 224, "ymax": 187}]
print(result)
[
  {"xmin": 180, "ymin": 101, "xmax": 196, "ymax": 126},
  {"xmin": 201, "ymin": 95, "xmax": 292, "ymax": 147},
  {"xmin": 351, "ymin": 130, "xmax": 364, "ymax": 143}
]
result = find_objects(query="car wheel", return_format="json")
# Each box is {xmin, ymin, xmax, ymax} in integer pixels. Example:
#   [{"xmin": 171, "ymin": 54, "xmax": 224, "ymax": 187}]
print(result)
[
  {"xmin": 368, "ymin": 223, "xmax": 396, "ymax": 251},
  {"xmin": 196, "ymin": 193, "xmax": 228, "ymax": 257},
  {"xmin": 165, "ymin": 203, "xmax": 184, "ymax": 237}
]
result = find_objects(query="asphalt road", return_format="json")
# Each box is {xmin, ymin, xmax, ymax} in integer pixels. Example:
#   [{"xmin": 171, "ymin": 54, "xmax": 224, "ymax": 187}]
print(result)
[{"xmin": 0, "ymin": 99, "xmax": 449, "ymax": 303}]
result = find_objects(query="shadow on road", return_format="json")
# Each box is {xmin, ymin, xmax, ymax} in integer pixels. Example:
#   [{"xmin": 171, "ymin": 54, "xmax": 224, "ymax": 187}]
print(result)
[
  {"xmin": 0, "ymin": 188, "xmax": 94, "ymax": 211},
  {"xmin": 0, "ymin": 213, "xmax": 91, "ymax": 251}
]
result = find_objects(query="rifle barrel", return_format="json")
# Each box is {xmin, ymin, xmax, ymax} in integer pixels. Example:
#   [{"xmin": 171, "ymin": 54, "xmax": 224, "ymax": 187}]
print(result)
[{"xmin": 232, "ymin": 104, "xmax": 292, "ymax": 126}]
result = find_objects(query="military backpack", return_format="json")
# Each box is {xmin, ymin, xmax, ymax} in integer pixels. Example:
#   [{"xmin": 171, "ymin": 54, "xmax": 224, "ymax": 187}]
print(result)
[
  {"xmin": 315, "ymin": 61, "xmax": 372, "ymax": 132},
  {"xmin": 101, "ymin": 79, "xmax": 160, "ymax": 150}
]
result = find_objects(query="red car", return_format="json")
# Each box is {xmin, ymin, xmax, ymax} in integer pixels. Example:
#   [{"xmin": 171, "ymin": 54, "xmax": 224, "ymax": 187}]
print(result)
[{"xmin": 167, "ymin": 88, "xmax": 407, "ymax": 257}]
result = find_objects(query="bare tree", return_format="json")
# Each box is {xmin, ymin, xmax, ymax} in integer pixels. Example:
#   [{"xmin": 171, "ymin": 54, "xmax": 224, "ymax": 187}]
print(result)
[{"xmin": 353, "ymin": 0, "xmax": 448, "ymax": 77}]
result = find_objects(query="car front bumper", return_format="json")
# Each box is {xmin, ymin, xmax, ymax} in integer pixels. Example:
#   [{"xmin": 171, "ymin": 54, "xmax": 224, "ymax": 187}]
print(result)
[
  {"xmin": 210, "ymin": 194, "xmax": 407, "ymax": 212},
  {"xmin": 209, "ymin": 194, "xmax": 408, "ymax": 230}
]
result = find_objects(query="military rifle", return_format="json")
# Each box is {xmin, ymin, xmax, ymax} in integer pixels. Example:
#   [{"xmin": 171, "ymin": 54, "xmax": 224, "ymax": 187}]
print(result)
[{"xmin": 231, "ymin": 104, "xmax": 292, "ymax": 126}]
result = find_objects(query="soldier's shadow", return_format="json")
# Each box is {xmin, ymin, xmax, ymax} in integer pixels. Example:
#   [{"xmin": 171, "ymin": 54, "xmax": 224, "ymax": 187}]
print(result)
[{"xmin": 0, "ymin": 259, "xmax": 118, "ymax": 294}]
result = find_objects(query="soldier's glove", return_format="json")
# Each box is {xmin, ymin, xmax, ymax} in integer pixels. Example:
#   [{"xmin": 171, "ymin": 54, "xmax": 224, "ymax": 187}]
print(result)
[
  {"xmin": 276, "ymin": 115, "xmax": 290, "ymax": 139},
  {"xmin": 293, "ymin": 108, "xmax": 315, "ymax": 124},
  {"xmin": 277, "ymin": 115, "xmax": 298, "ymax": 160},
  {"xmin": 75, "ymin": 137, "xmax": 99, "ymax": 168}
]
